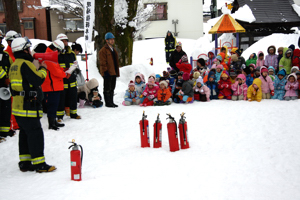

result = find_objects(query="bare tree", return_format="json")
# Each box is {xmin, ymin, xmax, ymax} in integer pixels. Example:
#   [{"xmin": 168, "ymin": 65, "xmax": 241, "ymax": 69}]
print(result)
[{"xmin": 3, "ymin": 0, "xmax": 21, "ymax": 33}]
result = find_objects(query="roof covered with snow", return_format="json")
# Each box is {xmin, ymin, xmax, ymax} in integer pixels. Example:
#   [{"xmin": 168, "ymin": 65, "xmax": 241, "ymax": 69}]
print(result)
[{"xmin": 238, "ymin": 0, "xmax": 300, "ymax": 23}]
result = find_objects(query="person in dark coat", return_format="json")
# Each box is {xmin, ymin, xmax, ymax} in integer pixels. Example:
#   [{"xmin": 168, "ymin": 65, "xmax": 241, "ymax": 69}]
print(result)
[
  {"xmin": 206, "ymin": 71, "xmax": 219, "ymax": 100},
  {"xmin": 165, "ymin": 31, "xmax": 176, "ymax": 63},
  {"xmin": 169, "ymin": 42, "xmax": 187, "ymax": 73}
]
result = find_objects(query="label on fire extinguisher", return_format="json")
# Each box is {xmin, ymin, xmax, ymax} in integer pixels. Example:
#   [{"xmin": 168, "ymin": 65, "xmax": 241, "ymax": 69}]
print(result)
[
  {"xmin": 71, "ymin": 161, "xmax": 76, "ymax": 166},
  {"xmin": 74, "ymin": 174, "xmax": 80, "ymax": 180},
  {"xmin": 159, "ymin": 128, "xmax": 162, "ymax": 142},
  {"xmin": 186, "ymin": 129, "xmax": 189, "ymax": 142},
  {"xmin": 147, "ymin": 125, "xmax": 150, "ymax": 144}
]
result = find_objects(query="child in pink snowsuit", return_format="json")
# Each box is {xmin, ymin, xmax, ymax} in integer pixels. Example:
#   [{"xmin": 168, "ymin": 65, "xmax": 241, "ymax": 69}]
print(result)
[
  {"xmin": 231, "ymin": 74, "xmax": 248, "ymax": 101},
  {"xmin": 284, "ymin": 73, "xmax": 299, "ymax": 101},
  {"xmin": 259, "ymin": 66, "xmax": 274, "ymax": 99},
  {"xmin": 140, "ymin": 78, "xmax": 159, "ymax": 106}
]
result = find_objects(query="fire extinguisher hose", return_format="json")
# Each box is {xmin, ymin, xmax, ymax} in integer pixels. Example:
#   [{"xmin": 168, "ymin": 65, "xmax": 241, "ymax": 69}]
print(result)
[
  {"xmin": 79, "ymin": 145, "xmax": 83, "ymax": 167},
  {"xmin": 182, "ymin": 122, "xmax": 186, "ymax": 145}
]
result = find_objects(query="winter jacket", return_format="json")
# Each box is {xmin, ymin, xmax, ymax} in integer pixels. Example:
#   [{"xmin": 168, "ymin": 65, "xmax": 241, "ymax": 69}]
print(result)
[
  {"xmin": 172, "ymin": 78, "xmax": 183, "ymax": 94},
  {"xmin": 247, "ymin": 78, "xmax": 262, "ymax": 102},
  {"xmin": 169, "ymin": 50, "xmax": 187, "ymax": 72},
  {"xmin": 206, "ymin": 50, "xmax": 215, "ymax": 69},
  {"xmin": 165, "ymin": 33, "xmax": 176, "ymax": 52},
  {"xmin": 157, "ymin": 88, "xmax": 172, "ymax": 102},
  {"xmin": 284, "ymin": 74, "xmax": 299, "ymax": 97},
  {"xmin": 135, "ymin": 81, "xmax": 145, "ymax": 96},
  {"xmin": 42, "ymin": 48, "xmax": 66, "ymax": 92},
  {"xmin": 218, "ymin": 71, "xmax": 232, "ymax": 97},
  {"xmin": 231, "ymin": 74, "xmax": 248, "ymax": 98},
  {"xmin": 246, "ymin": 53, "xmax": 257, "ymax": 67},
  {"xmin": 279, "ymin": 47, "xmax": 292, "ymax": 74},
  {"xmin": 265, "ymin": 46, "xmax": 278, "ymax": 69},
  {"xmin": 193, "ymin": 78, "xmax": 210, "ymax": 101},
  {"xmin": 142, "ymin": 84, "xmax": 159, "ymax": 99},
  {"xmin": 259, "ymin": 66, "xmax": 274, "ymax": 94},
  {"xmin": 181, "ymin": 80, "xmax": 194, "ymax": 97},
  {"xmin": 292, "ymin": 49, "xmax": 300, "ymax": 68},
  {"xmin": 206, "ymin": 71, "xmax": 219, "ymax": 99},
  {"xmin": 223, "ymin": 46, "xmax": 230, "ymax": 64},
  {"xmin": 256, "ymin": 51, "xmax": 265, "ymax": 68},
  {"xmin": 58, "ymin": 46, "xmax": 77, "ymax": 85},
  {"xmin": 5, "ymin": 45, "xmax": 15, "ymax": 62},
  {"xmin": 0, "ymin": 44, "xmax": 12, "ymax": 88},
  {"xmin": 231, "ymin": 56, "xmax": 246, "ymax": 71},
  {"xmin": 77, "ymin": 78, "xmax": 99, "ymax": 100},
  {"xmin": 176, "ymin": 62, "xmax": 192, "ymax": 74},
  {"xmin": 167, "ymin": 76, "xmax": 176, "ymax": 88},
  {"xmin": 124, "ymin": 89, "xmax": 140, "ymax": 102},
  {"xmin": 99, "ymin": 43, "xmax": 120, "ymax": 77},
  {"xmin": 271, "ymin": 71, "xmax": 287, "ymax": 100},
  {"xmin": 219, "ymin": 52, "xmax": 229, "ymax": 70},
  {"xmin": 246, "ymin": 74, "xmax": 253, "ymax": 87},
  {"xmin": 215, "ymin": 70, "xmax": 222, "ymax": 83}
]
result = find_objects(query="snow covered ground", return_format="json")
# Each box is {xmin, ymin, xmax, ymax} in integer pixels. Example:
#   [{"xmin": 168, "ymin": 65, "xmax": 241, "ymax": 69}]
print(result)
[{"xmin": 1, "ymin": 33, "xmax": 300, "ymax": 200}]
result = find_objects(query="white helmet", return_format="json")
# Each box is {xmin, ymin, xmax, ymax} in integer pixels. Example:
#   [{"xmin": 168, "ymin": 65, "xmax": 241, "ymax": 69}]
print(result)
[
  {"xmin": 11, "ymin": 37, "xmax": 32, "ymax": 53},
  {"xmin": 52, "ymin": 39, "xmax": 65, "ymax": 51},
  {"xmin": 56, "ymin": 33, "xmax": 68, "ymax": 41},
  {"xmin": 5, "ymin": 30, "xmax": 21, "ymax": 41}
]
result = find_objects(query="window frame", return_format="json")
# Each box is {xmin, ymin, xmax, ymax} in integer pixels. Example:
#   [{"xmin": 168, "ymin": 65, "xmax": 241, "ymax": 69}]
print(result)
[
  {"xmin": 144, "ymin": 2, "xmax": 168, "ymax": 21},
  {"xmin": 0, "ymin": 0, "xmax": 23, "ymax": 12}
]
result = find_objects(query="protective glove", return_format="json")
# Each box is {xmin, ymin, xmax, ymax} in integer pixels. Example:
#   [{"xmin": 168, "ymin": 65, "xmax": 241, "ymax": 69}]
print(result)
[
  {"xmin": 140, "ymin": 94, "xmax": 143, "ymax": 98},
  {"xmin": 290, "ymin": 85, "xmax": 294, "ymax": 89},
  {"xmin": 142, "ymin": 92, "xmax": 147, "ymax": 96},
  {"xmin": 149, "ymin": 95, "xmax": 155, "ymax": 99},
  {"xmin": 179, "ymin": 90, "xmax": 184, "ymax": 95},
  {"xmin": 270, "ymin": 90, "xmax": 274, "ymax": 96}
]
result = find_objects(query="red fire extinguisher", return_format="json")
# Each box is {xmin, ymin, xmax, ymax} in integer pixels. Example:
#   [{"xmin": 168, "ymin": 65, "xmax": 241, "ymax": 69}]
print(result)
[
  {"xmin": 150, "ymin": 57, "xmax": 153, "ymax": 66},
  {"xmin": 166, "ymin": 113, "xmax": 179, "ymax": 152},
  {"xmin": 139, "ymin": 111, "xmax": 150, "ymax": 147},
  {"xmin": 153, "ymin": 114, "xmax": 162, "ymax": 148},
  {"xmin": 178, "ymin": 113, "xmax": 190, "ymax": 149},
  {"xmin": 68, "ymin": 140, "xmax": 83, "ymax": 181}
]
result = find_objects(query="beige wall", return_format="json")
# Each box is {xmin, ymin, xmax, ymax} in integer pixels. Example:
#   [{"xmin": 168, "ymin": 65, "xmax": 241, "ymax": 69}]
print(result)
[{"xmin": 50, "ymin": 9, "xmax": 84, "ymax": 42}]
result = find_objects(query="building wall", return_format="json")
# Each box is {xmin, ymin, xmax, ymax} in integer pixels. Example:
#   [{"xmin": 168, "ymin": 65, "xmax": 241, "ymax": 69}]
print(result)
[
  {"xmin": 0, "ymin": 0, "xmax": 48, "ymax": 40},
  {"xmin": 50, "ymin": 9, "xmax": 84, "ymax": 42},
  {"xmin": 141, "ymin": 0, "xmax": 203, "ymax": 39}
]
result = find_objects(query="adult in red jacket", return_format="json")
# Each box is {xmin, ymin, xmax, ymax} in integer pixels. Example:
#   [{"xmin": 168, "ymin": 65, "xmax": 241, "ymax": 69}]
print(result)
[
  {"xmin": 175, "ymin": 55, "xmax": 192, "ymax": 74},
  {"xmin": 41, "ymin": 40, "xmax": 67, "ymax": 130},
  {"xmin": 292, "ymin": 49, "xmax": 300, "ymax": 68}
]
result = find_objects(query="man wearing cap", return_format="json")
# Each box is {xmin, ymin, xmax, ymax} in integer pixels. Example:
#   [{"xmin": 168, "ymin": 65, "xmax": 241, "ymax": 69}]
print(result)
[
  {"xmin": 0, "ymin": 30, "xmax": 14, "ymax": 141},
  {"xmin": 99, "ymin": 32, "xmax": 120, "ymax": 108},
  {"xmin": 164, "ymin": 31, "xmax": 176, "ymax": 63},
  {"xmin": 56, "ymin": 33, "xmax": 81, "ymax": 120},
  {"xmin": 169, "ymin": 41, "xmax": 187, "ymax": 73}
]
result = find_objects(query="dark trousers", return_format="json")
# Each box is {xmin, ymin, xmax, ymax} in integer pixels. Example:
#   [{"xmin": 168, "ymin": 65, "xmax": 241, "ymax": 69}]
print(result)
[
  {"xmin": 103, "ymin": 76, "xmax": 116, "ymax": 93},
  {"xmin": 0, "ymin": 98, "xmax": 11, "ymax": 136},
  {"xmin": 166, "ymin": 51, "xmax": 171, "ymax": 63},
  {"xmin": 57, "ymin": 90, "xmax": 65, "ymax": 119},
  {"xmin": 16, "ymin": 116, "xmax": 44, "ymax": 160},
  {"xmin": 44, "ymin": 91, "xmax": 60, "ymax": 118},
  {"xmin": 65, "ymin": 86, "xmax": 78, "ymax": 116}
]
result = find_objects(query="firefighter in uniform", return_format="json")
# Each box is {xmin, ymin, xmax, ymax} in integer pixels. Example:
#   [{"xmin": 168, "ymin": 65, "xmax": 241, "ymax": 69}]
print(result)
[
  {"xmin": 0, "ymin": 30, "xmax": 14, "ymax": 140},
  {"xmin": 56, "ymin": 33, "xmax": 81, "ymax": 120},
  {"xmin": 165, "ymin": 31, "xmax": 176, "ymax": 63},
  {"xmin": 9, "ymin": 37, "xmax": 56, "ymax": 172}
]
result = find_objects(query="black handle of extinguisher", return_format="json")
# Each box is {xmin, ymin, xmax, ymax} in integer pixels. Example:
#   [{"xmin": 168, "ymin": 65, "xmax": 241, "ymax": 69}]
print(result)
[
  {"xmin": 166, "ymin": 114, "xmax": 177, "ymax": 137},
  {"xmin": 79, "ymin": 145, "xmax": 83, "ymax": 168},
  {"xmin": 155, "ymin": 114, "xmax": 160, "ymax": 142}
]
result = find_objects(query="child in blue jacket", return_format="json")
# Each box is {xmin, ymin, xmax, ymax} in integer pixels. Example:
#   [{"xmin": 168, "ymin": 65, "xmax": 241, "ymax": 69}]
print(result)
[
  {"xmin": 206, "ymin": 71, "xmax": 219, "ymax": 100},
  {"xmin": 123, "ymin": 81, "xmax": 141, "ymax": 106},
  {"xmin": 271, "ymin": 69, "xmax": 287, "ymax": 100}
]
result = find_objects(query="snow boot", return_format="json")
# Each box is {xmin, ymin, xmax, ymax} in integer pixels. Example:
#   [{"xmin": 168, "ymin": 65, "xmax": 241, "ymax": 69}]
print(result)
[
  {"xmin": 79, "ymin": 99, "xmax": 85, "ymax": 108},
  {"xmin": 48, "ymin": 118, "xmax": 59, "ymax": 131},
  {"xmin": 104, "ymin": 92, "xmax": 114, "ymax": 108},
  {"xmin": 65, "ymin": 107, "xmax": 70, "ymax": 116},
  {"xmin": 19, "ymin": 161, "xmax": 35, "ymax": 172},
  {"xmin": 35, "ymin": 162, "xmax": 56, "ymax": 173},
  {"xmin": 70, "ymin": 114, "xmax": 81, "ymax": 119},
  {"xmin": 110, "ymin": 91, "xmax": 118, "ymax": 107},
  {"xmin": 55, "ymin": 120, "xmax": 65, "ymax": 128},
  {"xmin": 0, "ymin": 137, "xmax": 6, "ymax": 143}
]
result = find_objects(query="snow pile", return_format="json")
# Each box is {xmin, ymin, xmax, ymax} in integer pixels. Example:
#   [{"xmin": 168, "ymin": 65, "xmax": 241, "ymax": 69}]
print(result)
[{"xmin": 292, "ymin": 4, "xmax": 300, "ymax": 17}]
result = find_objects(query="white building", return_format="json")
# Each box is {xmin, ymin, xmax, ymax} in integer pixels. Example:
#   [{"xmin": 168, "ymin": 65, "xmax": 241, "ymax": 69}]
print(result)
[{"xmin": 141, "ymin": 0, "xmax": 203, "ymax": 40}]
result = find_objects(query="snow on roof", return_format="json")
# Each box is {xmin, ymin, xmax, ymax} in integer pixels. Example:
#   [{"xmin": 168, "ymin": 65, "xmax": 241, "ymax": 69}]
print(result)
[
  {"xmin": 207, "ymin": 4, "xmax": 256, "ymax": 27},
  {"xmin": 292, "ymin": 4, "xmax": 300, "ymax": 17}
]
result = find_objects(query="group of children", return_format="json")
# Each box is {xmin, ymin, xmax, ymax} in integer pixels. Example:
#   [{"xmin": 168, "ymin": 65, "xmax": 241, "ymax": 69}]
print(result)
[{"xmin": 123, "ymin": 43, "xmax": 300, "ymax": 106}]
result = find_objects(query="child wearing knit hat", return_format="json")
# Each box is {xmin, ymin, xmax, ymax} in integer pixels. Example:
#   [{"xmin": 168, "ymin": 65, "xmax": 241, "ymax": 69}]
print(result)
[
  {"xmin": 123, "ymin": 80, "xmax": 141, "ymax": 106},
  {"xmin": 271, "ymin": 69, "xmax": 287, "ymax": 100},
  {"xmin": 193, "ymin": 77, "xmax": 210, "ymax": 102},
  {"xmin": 176, "ymin": 72, "xmax": 194, "ymax": 103},
  {"xmin": 231, "ymin": 74, "xmax": 248, "ymax": 101},
  {"xmin": 135, "ymin": 72, "xmax": 146, "ymax": 103},
  {"xmin": 154, "ymin": 80, "xmax": 172, "ymax": 105},
  {"xmin": 215, "ymin": 64, "xmax": 223, "ymax": 83},
  {"xmin": 218, "ymin": 71, "xmax": 232, "ymax": 100},
  {"xmin": 284, "ymin": 73, "xmax": 299, "ymax": 101},
  {"xmin": 259, "ymin": 66, "xmax": 274, "ymax": 99},
  {"xmin": 140, "ymin": 78, "xmax": 159, "ymax": 106}
]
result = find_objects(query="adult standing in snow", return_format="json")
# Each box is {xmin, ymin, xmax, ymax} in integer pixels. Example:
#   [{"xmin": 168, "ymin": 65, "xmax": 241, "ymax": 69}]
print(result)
[
  {"xmin": 169, "ymin": 42, "xmax": 187, "ymax": 73},
  {"xmin": 99, "ymin": 32, "xmax": 120, "ymax": 108},
  {"xmin": 165, "ymin": 31, "xmax": 176, "ymax": 63},
  {"xmin": 9, "ymin": 37, "xmax": 56, "ymax": 172}
]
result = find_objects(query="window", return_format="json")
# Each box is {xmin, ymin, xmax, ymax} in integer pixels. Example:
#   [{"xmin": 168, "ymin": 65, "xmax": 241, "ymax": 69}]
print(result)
[
  {"xmin": 145, "ymin": 3, "xmax": 168, "ymax": 21},
  {"xmin": 65, "ymin": 18, "xmax": 84, "ymax": 31},
  {"xmin": 24, "ymin": 21, "xmax": 34, "ymax": 29},
  {"xmin": 0, "ymin": 23, "xmax": 6, "ymax": 33},
  {"xmin": 0, "ymin": 0, "xmax": 23, "ymax": 12}
]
